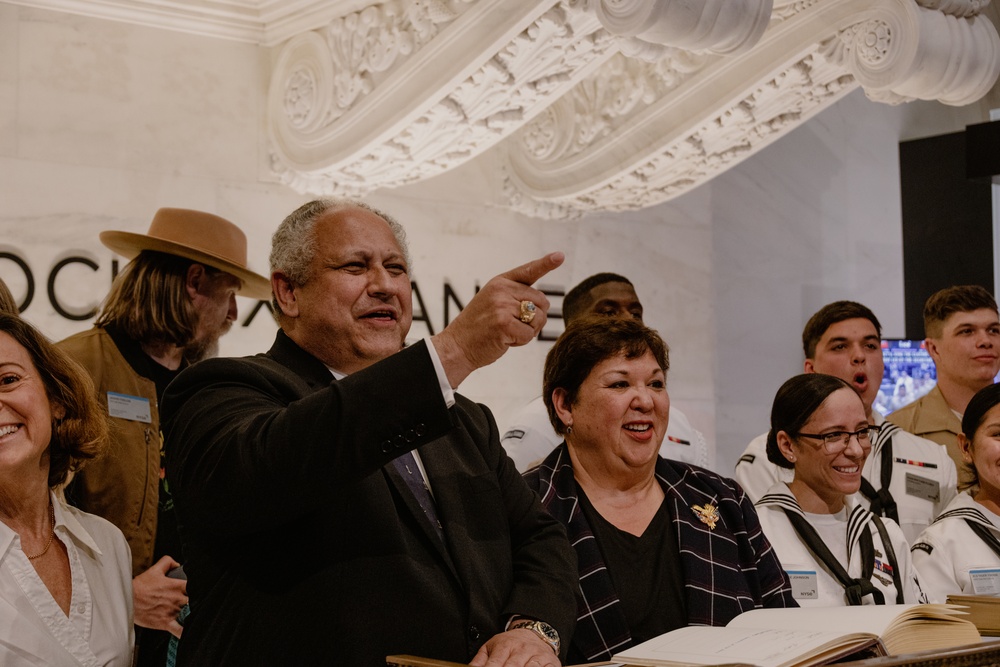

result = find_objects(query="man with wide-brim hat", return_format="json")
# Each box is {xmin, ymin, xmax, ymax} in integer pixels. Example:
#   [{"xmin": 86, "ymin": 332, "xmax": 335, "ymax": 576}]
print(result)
[{"xmin": 58, "ymin": 207, "xmax": 269, "ymax": 667}]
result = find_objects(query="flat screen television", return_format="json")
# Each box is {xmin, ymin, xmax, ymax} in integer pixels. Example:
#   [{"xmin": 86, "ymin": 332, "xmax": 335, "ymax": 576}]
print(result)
[{"xmin": 876, "ymin": 339, "xmax": 937, "ymax": 416}]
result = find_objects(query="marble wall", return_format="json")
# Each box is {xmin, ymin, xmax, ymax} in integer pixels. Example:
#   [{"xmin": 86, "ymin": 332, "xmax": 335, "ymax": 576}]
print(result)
[
  {"xmin": 0, "ymin": 3, "xmax": 990, "ymax": 473},
  {"xmin": 710, "ymin": 90, "xmax": 989, "ymax": 470}
]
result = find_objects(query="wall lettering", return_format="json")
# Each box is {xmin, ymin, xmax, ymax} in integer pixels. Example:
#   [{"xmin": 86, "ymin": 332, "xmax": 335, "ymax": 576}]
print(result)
[{"xmin": 0, "ymin": 249, "xmax": 567, "ymax": 340}]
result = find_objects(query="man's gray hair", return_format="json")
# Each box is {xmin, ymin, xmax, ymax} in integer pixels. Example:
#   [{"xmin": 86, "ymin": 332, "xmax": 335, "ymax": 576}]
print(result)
[{"xmin": 269, "ymin": 198, "xmax": 411, "ymax": 315}]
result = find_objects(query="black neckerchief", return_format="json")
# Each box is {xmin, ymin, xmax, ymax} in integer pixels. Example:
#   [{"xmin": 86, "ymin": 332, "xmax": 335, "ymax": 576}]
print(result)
[
  {"xmin": 965, "ymin": 519, "xmax": 1000, "ymax": 559},
  {"xmin": 859, "ymin": 426, "xmax": 899, "ymax": 523},
  {"xmin": 781, "ymin": 508, "xmax": 891, "ymax": 605}
]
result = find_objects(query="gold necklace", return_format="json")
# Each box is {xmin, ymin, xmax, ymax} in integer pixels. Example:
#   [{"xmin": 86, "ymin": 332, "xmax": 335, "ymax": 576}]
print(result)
[{"xmin": 25, "ymin": 502, "xmax": 56, "ymax": 561}]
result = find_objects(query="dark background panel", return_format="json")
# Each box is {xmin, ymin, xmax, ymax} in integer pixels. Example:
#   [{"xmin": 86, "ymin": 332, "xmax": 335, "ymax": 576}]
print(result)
[{"xmin": 899, "ymin": 130, "xmax": 994, "ymax": 338}]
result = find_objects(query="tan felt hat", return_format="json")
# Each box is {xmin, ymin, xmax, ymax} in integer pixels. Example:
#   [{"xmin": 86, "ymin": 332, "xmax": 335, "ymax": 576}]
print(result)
[{"xmin": 100, "ymin": 208, "xmax": 271, "ymax": 300}]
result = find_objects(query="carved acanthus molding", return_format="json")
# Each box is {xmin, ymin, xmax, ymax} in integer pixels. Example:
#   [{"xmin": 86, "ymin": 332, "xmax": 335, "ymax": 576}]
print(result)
[
  {"xmin": 263, "ymin": 0, "xmax": 1000, "ymax": 216},
  {"xmin": 266, "ymin": 0, "xmax": 782, "ymax": 196},
  {"xmin": 501, "ymin": 0, "xmax": 1000, "ymax": 218},
  {"xmin": 517, "ymin": 50, "xmax": 713, "ymax": 166},
  {"xmin": 821, "ymin": 0, "xmax": 1000, "ymax": 106},
  {"xmin": 772, "ymin": 1, "xmax": 823, "ymax": 22},
  {"xmin": 503, "ymin": 52, "xmax": 856, "ymax": 219},
  {"xmin": 12, "ymin": 0, "xmax": 1000, "ymax": 217},
  {"xmin": 268, "ymin": 0, "xmax": 619, "ymax": 195}
]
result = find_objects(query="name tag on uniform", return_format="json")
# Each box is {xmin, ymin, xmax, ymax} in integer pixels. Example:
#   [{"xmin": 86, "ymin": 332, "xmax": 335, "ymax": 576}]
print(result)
[
  {"xmin": 107, "ymin": 392, "xmax": 151, "ymax": 423},
  {"xmin": 905, "ymin": 473, "xmax": 940, "ymax": 503},
  {"xmin": 970, "ymin": 568, "xmax": 1000, "ymax": 595},
  {"xmin": 786, "ymin": 570, "xmax": 818, "ymax": 599}
]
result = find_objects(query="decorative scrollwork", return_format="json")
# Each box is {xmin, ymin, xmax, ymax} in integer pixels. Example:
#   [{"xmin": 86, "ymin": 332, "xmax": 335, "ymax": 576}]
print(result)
[
  {"xmin": 504, "ymin": 49, "xmax": 859, "ymax": 218},
  {"xmin": 821, "ymin": 0, "xmax": 999, "ymax": 106},
  {"xmin": 267, "ymin": 0, "xmax": 999, "ymax": 212}
]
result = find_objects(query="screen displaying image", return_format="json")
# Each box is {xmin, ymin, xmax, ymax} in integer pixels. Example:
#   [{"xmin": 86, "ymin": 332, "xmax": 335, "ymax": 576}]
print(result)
[{"xmin": 876, "ymin": 339, "xmax": 937, "ymax": 416}]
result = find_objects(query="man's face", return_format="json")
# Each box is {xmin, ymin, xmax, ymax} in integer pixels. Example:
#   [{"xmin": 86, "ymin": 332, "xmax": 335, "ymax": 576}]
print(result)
[
  {"xmin": 804, "ymin": 318, "xmax": 883, "ymax": 414},
  {"xmin": 186, "ymin": 271, "xmax": 240, "ymax": 362},
  {"xmin": 581, "ymin": 282, "xmax": 643, "ymax": 322},
  {"xmin": 927, "ymin": 308, "xmax": 1000, "ymax": 391},
  {"xmin": 283, "ymin": 207, "xmax": 412, "ymax": 373}
]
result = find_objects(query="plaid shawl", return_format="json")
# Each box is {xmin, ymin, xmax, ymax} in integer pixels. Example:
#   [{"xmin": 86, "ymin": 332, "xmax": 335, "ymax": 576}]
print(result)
[{"xmin": 523, "ymin": 444, "xmax": 795, "ymax": 661}]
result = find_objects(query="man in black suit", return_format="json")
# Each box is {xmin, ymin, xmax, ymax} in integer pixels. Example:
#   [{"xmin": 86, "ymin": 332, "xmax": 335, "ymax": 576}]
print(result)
[{"xmin": 161, "ymin": 199, "xmax": 577, "ymax": 666}]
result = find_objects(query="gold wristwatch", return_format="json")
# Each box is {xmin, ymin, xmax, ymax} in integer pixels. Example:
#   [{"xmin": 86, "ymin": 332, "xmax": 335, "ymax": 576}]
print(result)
[{"xmin": 509, "ymin": 618, "xmax": 560, "ymax": 655}]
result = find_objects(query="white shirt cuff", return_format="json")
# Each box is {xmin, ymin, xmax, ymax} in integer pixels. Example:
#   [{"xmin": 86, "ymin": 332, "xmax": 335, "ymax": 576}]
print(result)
[{"xmin": 424, "ymin": 337, "xmax": 456, "ymax": 408}]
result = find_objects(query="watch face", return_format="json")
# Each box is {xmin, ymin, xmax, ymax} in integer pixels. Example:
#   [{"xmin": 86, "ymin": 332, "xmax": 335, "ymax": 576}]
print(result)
[{"xmin": 514, "ymin": 620, "xmax": 559, "ymax": 651}]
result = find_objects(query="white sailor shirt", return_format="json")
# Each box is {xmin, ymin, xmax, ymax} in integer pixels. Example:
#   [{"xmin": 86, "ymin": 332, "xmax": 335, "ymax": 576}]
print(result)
[
  {"xmin": 755, "ymin": 482, "xmax": 924, "ymax": 607},
  {"xmin": 911, "ymin": 491, "xmax": 1000, "ymax": 603}
]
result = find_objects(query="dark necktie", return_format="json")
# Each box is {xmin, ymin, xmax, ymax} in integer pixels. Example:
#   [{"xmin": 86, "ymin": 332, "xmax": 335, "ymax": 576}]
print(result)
[{"xmin": 390, "ymin": 451, "xmax": 444, "ymax": 543}]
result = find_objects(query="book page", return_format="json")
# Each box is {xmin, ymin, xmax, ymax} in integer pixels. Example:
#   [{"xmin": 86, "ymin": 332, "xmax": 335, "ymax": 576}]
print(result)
[
  {"xmin": 726, "ymin": 604, "xmax": 964, "ymax": 636},
  {"xmin": 612, "ymin": 626, "xmax": 873, "ymax": 667}
]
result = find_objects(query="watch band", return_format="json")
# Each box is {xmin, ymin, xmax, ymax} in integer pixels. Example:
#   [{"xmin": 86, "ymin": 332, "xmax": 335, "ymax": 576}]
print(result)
[{"xmin": 509, "ymin": 619, "xmax": 560, "ymax": 655}]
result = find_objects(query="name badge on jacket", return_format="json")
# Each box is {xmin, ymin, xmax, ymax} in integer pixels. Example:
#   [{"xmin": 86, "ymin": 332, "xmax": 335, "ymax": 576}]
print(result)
[{"xmin": 107, "ymin": 392, "xmax": 152, "ymax": 423}]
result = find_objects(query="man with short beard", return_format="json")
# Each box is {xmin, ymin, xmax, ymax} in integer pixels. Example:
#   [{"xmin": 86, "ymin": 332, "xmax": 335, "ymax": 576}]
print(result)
[{"xmin": 58, "ymin": 208, "xmax": 270, "ymax": 667}]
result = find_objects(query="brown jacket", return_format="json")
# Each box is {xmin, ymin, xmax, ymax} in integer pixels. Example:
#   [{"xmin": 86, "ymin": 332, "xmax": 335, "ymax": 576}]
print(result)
[{"xmin": 58, "ymin": 327, "xmax": 160, "ymax": 576}]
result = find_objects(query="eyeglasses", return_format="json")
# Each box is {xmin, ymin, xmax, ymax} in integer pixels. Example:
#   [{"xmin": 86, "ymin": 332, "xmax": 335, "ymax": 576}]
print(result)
[{"xmin": 794, "ymin": 425, "xmax": 880, "ymax": 454}]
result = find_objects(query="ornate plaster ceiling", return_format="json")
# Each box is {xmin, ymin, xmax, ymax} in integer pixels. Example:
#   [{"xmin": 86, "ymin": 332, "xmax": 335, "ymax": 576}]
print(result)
[{"xmin": 10, "ymin": 0, "xmax": 1000, "ymax": 218}]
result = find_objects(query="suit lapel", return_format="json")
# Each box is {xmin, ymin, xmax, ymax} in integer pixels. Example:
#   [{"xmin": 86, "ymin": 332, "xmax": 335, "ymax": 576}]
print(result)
[
  {"xmin": 418, "ymin": 433, "xmax": 479, "ymax": 582},
  {"xmin": 265, "ymin": 330, "xmax": 337, "ymax": 389},
  {"xmin": 382, "ymin": 454, "xmax": 457, "ymax": 574},
  {"xmin": 267, "ymin": 330, "xmax": 460, "ymax": 576}
]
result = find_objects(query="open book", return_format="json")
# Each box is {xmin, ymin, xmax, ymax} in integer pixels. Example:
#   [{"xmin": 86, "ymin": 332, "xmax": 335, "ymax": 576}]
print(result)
[
  {"xmin": 947, "ymin": 595, "xmax": 1000, "ymax": 636},
  {"xmin": 612, "ymin": 604, "xmax": 980, "ymax": 667}
]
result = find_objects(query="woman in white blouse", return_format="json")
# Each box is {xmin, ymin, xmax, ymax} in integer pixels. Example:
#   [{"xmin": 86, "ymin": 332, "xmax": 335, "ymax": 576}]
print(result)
[
  {"xmin": 912, "ymin": 382, "xmax": 1000, "ymax": 602},
  {"xmin": 754, "ymin": 373, "xmax": 924, "ymax": 607},
  {"xmin": 0, "ymin": 313, "xmax": 133, "ymax": 666}
]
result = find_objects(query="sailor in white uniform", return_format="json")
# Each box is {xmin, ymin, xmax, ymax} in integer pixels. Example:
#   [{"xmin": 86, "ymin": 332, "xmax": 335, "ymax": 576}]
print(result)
[
  {"xmin": 754, "ymin": 373, "xmax": 924, "ymax": 607},
  {"xmin": 736, "ymin": 301, "xmax": 956, "ymax": 543},
  {"xmin": 911, "ymin": 382, "xmax": 1000, "ymax": 602}
]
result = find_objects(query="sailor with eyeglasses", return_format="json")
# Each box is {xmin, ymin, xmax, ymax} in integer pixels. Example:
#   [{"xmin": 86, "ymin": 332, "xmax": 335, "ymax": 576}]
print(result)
[
  {"xmin": 735, "ymin": 301, "xmax": 957, "ymax": 544},
  {"xmin": 753, "ymin": 373, "xmax": 927, "ymax": 607}
]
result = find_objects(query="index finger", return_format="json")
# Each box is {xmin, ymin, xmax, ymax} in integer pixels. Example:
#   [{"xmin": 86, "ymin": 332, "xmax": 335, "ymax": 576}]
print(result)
[{"xmin": 498, "ymin": 252, "xmax": 564, "ymax": 287}]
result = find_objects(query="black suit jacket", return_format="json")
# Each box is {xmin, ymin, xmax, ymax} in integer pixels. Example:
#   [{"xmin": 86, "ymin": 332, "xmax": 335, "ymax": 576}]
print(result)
[{"xmin": 161, "ymin": 331, "xmax": 577, "ymax": 666}]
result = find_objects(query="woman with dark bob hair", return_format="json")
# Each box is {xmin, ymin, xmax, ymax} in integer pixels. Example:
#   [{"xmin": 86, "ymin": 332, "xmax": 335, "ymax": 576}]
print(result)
[
  {"xmin": 911, "ymin": 382, "xmax": 1000, "ymax": 602},
  {"xmin": 755, "ymin": 373, "xmax": 923, "ymax": 607},
  {"xmin": 522, "ymin": 316, "xmax": 794, "ymax": 663},
  {"xmin": 0, "ymin": 313, "xmax": 133, "ymax": 665}
]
